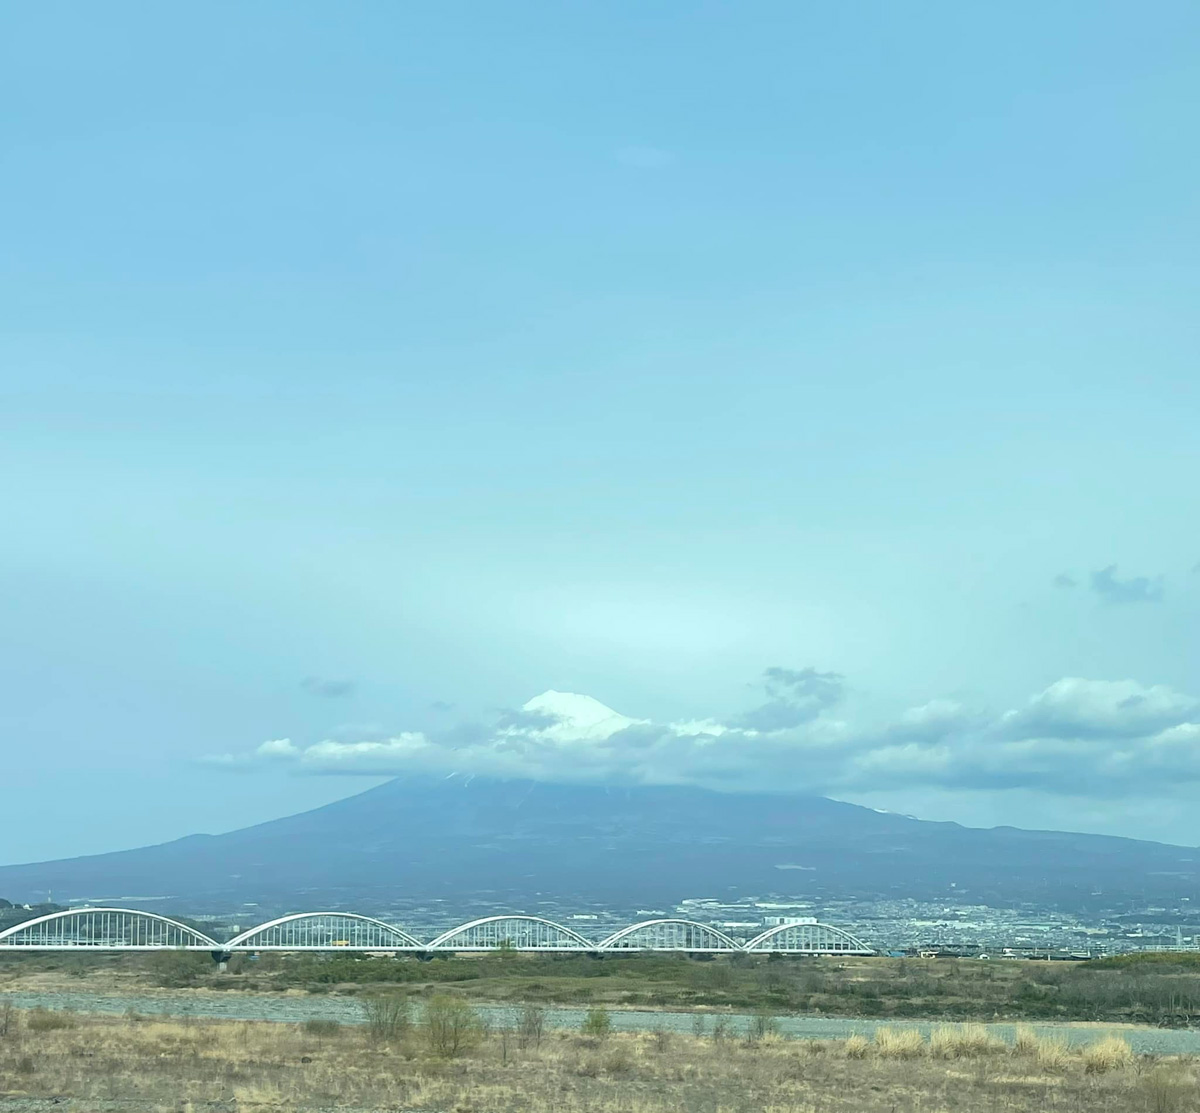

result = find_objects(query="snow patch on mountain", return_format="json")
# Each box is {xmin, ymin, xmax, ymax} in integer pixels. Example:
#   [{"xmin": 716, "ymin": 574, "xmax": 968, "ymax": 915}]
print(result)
[{"xmin": 519, "ymin": 690, "xmax": 646, "ymax": 742}]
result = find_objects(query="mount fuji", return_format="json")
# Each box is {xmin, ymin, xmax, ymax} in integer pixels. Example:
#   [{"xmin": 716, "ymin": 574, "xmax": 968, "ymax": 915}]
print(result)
[{"xmin": 1, "ymin": 773, "xmax": 1197, "ymax": 914}]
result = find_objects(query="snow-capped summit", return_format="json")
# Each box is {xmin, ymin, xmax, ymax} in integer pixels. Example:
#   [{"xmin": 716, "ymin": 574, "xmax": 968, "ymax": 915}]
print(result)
[{"xmin": 519, "ymin": 690, "xmax": 646, "ymax": 742}]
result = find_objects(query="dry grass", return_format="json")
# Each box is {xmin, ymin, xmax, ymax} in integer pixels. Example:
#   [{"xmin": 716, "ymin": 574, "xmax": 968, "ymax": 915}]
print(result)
[
  {"xmin": 1141, "ymin": 1064, "xmax": 1194, "ymax": 1113},
  {"xmin": 0, "ymin": 1006, "xmax": 1190, "ymax": 1112},
  {"xmin": 22, "ymin": 1006, "xmax": 78, "ymax": 1032},
  {"xmin": 873, "ymin": 1026, "xmax": 926, "ymax": 1058},
  {"xmin": 1035, "ymin": 1034, "xmax": 1072, "ymax": 1070},
  {"xmin": 1013, "ymin": 1024, "xmax": 1039, "ymax": 1056},
  {"xmin": 929, "ymin": 1022, "xmax": 1007, "ymax": 1058},
  {"xmin": 844, "ymin": 1033, "xmax": 871, "ymax": 1058},
  {"xmin": 1082, "ymin": 1034, "xmax": 1136, "ymax": 1074}
]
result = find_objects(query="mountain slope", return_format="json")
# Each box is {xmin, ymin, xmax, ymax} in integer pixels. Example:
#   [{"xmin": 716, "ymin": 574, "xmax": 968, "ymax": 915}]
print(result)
[{"xmin": 1, "ymin": 777, "xmax": 1196, "ymax": 912}]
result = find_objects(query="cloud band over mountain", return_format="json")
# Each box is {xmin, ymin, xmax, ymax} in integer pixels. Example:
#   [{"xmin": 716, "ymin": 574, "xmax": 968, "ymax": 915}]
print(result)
[{"xmin": 207, "ymin": 671, "xmax": 1200, "ymax": 801}]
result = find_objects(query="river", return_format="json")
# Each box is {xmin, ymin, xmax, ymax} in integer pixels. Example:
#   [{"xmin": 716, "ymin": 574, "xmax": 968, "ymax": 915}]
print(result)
[{"xmin": 5, "ymin": 988, "xmax": 1199, "ymax": 1055}]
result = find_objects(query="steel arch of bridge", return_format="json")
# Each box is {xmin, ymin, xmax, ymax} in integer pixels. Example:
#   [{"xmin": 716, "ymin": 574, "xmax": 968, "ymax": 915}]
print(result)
[
  {"xmin": 0, "ymin": 908, "xmax": 875, "ymax": 954},
  {"xmin": 0, "ymin": 908, "xmax": 220, "ymax": 950},
  {"xmin": 743, "ymin": 921, "xmax": 873, "ymax": 954},
  {"xmin": 224, "ymin": 912, "xmax": 423, "ymax": 950},
  {"xmin": 598, "ymin": 919, "xmax": 741, "ymax": 952},
  {"xmin": 426, "ymin": 915, "xmax": 594, "ymax": 951}
]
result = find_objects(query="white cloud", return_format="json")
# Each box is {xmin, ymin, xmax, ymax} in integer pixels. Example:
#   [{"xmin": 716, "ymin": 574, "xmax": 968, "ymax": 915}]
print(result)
[
  {"xmin": 257, "ymin": 738, "xmax": 300, "ymax": 759},
  {"xmin": 999, "ymin": 677, "xmax": 1198, "ymax": 739},
  {"xmin": 888, "ymin": 699, "xmax": 975, "ymax": 739},
  {"xmin": 206, "ymin": 672, "xmax": 1200, "ymax": 801}
]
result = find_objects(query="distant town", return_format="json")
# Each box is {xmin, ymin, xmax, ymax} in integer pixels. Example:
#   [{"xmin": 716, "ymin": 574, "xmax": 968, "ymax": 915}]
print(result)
[{"xmin": 5, "ymin": 892, "xmax": 1197, "ymax": 959}]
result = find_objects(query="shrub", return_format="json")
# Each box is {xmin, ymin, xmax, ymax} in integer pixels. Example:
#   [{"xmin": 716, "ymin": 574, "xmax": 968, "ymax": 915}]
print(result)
[
  {"xmin": 873, "ymin": 1026, "xmax": 925, "ymax": 1058},
  {"xmin": 748, "ymin": 1007, "xmax": 779, "ymax": 1042},
  {"xmin": 844, "ymin": 1034, "xmax": 870, "ymax": 1058},
  {"xmin": 604, "ymin": 1046, "xmax": 636, "ymax": 1075},
  {"xmin": 1012, "ymin": 1024, "xmax": 1039, "ymax": 1057},
  {"xmin": 574, "ymin": 1054, "xmax": 601, "ymax": 1077},
  {"xmin": 928, "ymin": 1023, "xmax": 1004, "ymax": 1058},
  {"xmin": 26, "ymin": 1007, "xmax": 77, "ymax": 1032},
  {"xmin": 146, "ymin": 949, "xmax": 212, "ymax": 988},
  {"xmin": 361, "ymin": 994, "xmax": 410, "ymax": 1042},
  {"xmin": 1082, "ymin": 1035, "xmax": 1134, "ymax": 1074},
  {"xmin": 581, "ymin": 1006, "xmax": 612, "ymax": 1040},
  {"xmin": 1141, "ymin": 1067, "xmax": 1191, "ymax": 1113},
  {"xmin": 423, "ymin": 994, "xmax": 483, "ymax": 1058},
  {"xmin": 518, "ymin": 1003, "xmax": 546, "ymax": 1050},
  {"xmin": 1090, "ymin": 952, "xmax": 1200, "ymax": 971},
  {"xmin": 1034, "ymin": 1035, "xmax": 1071, "ymax": 1070}
]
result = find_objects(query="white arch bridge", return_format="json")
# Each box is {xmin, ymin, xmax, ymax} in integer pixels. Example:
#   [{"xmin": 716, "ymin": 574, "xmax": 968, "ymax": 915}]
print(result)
[{"xmin": 0, "ymin": 909, "xmax": 873, "ymax": 955}]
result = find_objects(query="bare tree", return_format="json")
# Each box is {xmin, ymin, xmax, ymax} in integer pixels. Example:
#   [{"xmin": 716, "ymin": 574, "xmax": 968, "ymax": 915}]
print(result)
[
  {"xmin": 518, "ymin": 1003, "xmax": 546, "ymax": 1050},
  {"xmin": 424, "ymin": 995, "xmax": 483, "ymax": 1058},
  {"xmin": 361, "ymin": 994, "xmax": 410, "ymax": 1042}
]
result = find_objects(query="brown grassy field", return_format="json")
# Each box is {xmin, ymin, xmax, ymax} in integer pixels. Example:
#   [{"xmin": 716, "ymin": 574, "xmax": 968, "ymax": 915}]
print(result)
[{"xmin": 1, "ymin": 1004, "xmax": 1197, "ymax": 1112}]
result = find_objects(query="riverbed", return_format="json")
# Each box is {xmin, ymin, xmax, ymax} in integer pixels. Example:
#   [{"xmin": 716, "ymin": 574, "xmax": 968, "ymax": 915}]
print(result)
[{"xmin": 5, "ymin": 988, "xmax": 1199, "ymax": 1055}]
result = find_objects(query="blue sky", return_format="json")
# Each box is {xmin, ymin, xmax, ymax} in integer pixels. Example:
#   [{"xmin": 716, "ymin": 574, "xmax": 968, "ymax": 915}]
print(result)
[{"xmin": 3, "ymin": 1, "xmax": 1199, "ymax": 864}]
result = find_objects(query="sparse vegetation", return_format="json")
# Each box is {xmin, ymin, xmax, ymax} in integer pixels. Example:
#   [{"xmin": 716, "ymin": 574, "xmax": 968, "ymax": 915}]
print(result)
[
  {"xmin": 144, "ymin": 947, "xmax": 214, "ymax": 987},
  {"xmin": 24, "ymin": 1006, "xmax": 78, "ymax": 1031},
  {"xmin": 1012, "ymin": 1023, "xmax": 1039, "ymax": 1057},
  {"xmin": 422, "ymin": 993, "xmax": 483, "ymax": 1057},
  {"xmin": 518, "ymin": 1002, "xmax": 547, "ymax": 1049},
  {"xmin": 1035, "ymin": 1034, "xmax": 1072, "ymax": 1070},
  {"xmin": 844, "ymin": 1032, "xmax": 870, "ymax": 1058},
  {"xmin": 1142, "ymin": 1064, "xmax": 1193, "ymax": 1113},
  {"xmin": 361, "ymin": 991, "xmax": 411, "ymax": 1041},
  {"xmin": 581, "ymin": 1005, "xmax": 612, "ymax": 1039},
  {"xmin": 747, "ymin": 1005, "xmax": 779, "ymax": 1042},
  {"xmin": 1082, "ymin": 1034, "xmax": 1136, "ymax": 1074},
  {"xmin": 301, "ymin": 1016, "xmax": 342, "ymax": 1037},
  {"xmin": 4, "ymin": 949, "xmax": 1200, "ymax": 1026},
  {"xmin": 928, "ymin": 1022, "xmax": 1006, "ymax": 1058},
  {"xmin": 1090, "ymin": 952, "xmax": 1200, "ymax": 971},
  {"xmin": 0, "ymin": 1006, "xmax": 1181, "ymax": 1112},
  {"xmin": 873, "ymin": 1025, "xmax": 925, "ymax": 1058}
]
